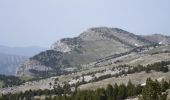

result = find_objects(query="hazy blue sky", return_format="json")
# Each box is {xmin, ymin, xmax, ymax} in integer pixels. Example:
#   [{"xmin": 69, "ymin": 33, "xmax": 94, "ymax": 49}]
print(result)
[{"xmin": 0, "ymin": 0, "xmax": 170, "ymax": 47}]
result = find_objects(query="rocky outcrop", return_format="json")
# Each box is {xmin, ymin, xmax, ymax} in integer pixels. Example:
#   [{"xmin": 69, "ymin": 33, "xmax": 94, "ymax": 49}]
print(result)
[
  {"xmin": 16, "ymin": 50, "xmax": 69, "ymax": 76},
  {"xmin": 16, "ymin": 60, "xmax": 52, "ymax": 76},
  {"xmin": 51, "ymin": 40, "xmax": 72, "ymax": 52},
  {"xmin": 51, "ymin": 37, "xmax": 82, "ymax": 53}
]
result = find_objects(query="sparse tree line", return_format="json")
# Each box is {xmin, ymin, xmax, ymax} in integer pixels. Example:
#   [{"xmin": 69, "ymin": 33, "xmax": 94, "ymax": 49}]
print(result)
[
  {"xmin": 29, "ymin": 69, "xmax": 73, "ymax": 79},
  {"xmin": 74, "ymin": 61, "xmax": 170, "ymax": 87},
  {"xmin": 84, "ymin": 61, "xmax": 170, "ymax": 78},
  {"xmin": 0, "ymin": 78, "xmax": 170, "ymax": 100},
  {"xmin": 0, "ymin": 75, "xmax": 25, "ymax": 88},
  {"xmin": 125, "ymin": 61, "xmax": 169, "ymax": 74},
  {"xmin": 0, "ymin": 69, "xmax": 74, "ymax": 88},
  {"xmin": 95, "ymin": 44, "xmax": 161, "ymax": 66},
  {"xmin": 0, "ymin": 61, "xmax": 169, "ymax": 89},
  {"xmin": 150, "ymin": 50, "xmax": 170, "ymax": 55}
]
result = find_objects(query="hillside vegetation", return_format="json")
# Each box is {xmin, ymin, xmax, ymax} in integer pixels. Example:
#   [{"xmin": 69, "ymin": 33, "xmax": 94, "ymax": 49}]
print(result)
[{"xmin": 17, "ymin": 27, "xmax": 168, "ymax": 77}]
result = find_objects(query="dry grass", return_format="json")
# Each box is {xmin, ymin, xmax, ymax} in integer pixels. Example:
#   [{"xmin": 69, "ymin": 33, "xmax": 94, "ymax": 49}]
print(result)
[{"xmin": 79, "ymin": 71, "xmax": 170, "ymax": 90}]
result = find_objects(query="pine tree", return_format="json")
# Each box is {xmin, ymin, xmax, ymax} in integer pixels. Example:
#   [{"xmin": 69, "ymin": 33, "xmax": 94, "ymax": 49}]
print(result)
[
  {"xmin": 96, "ymin": 88, "xmax": 107, "ymax": 100},
  {"xmin": 0, "ymin": 96, "xmax": 3, "ymax": 100},
  {"xmin": 127, "ymin": 80, "xmax": 135, "ymax": 96},
  {"xmin": 117, "ymin": 84, "xmax": 127, "ymax": 100},
  {"xmin": 141, "ymin": 78, "xmax": 167, "ymax": 100},
  {"xmin": 106, "ymin": 84, "xmax": 114, "ymax": 100},
  {"xmin": 169, "ymin": 80, "xmax": 170, "ymax": 89},
  {"xmin": 135, "ymin": 84, "xmax": 142, "ymax": 95},
  {"xmin": 161, "ymin": 79, "xmax": 169, "ymax": 92},
  {"xmin": 113, "ymin": 83, "xmax": 118, "ymax": 100}
]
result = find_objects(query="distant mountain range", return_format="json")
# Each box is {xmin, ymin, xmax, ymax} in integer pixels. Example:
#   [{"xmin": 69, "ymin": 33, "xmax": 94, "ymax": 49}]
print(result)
[
  {"xmin": 0, "ymin": 53, "xmax": 27, "ymax": 75},
  {"xmin": 16, "ymin": 27, "xmax": 170, "ymax": 77},
  {"xmin": 0, "ymin": 46, "xmax": 47, "ymax": 75},
  {"xmin": 0, "ymin": 45, "xmax": 48, "ymax": 57}
]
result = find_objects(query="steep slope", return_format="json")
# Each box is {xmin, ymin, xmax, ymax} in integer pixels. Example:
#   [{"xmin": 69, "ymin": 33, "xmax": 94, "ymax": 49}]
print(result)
[
  {"xmin": 0, "ymin": 53, "xmax": 27, "ymax": 75},
  {"xmin": 17, "ymin": 27, "xmax": 155, "ymax": 77},
  {"xmin": 142, "ymin": 34, "xmax": 170, "ymax": 45}
]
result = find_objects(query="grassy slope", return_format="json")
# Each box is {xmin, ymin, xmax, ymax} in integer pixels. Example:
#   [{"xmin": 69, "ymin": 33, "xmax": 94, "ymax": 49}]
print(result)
[
  {"xmin": 62, "ymin": 40, "xmax": 130, "ymax": 67},
  {"xmin": 19, "ymin": 76, "xmax": 33, "ymax": 81},
  {"xmin": 100, "ymin": 46, "xmax": 170, "ymax": 66},
  {"xmin": 146, "ymin": 45, "xmax": 170, "ymax": 54},
  {"xmin": 77, "ymin": 46, "xmax": 170, "ymax": 90},
  {"xmin": 79, "ymin": 71, "xmax": 170, "ymax": 90},
  {"xmin": 128, "ymin": 53, "xmax": 170, "ymax": 65}
]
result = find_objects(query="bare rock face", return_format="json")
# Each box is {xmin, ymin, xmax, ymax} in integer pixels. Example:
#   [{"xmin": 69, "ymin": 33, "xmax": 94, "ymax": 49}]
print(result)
[
  {"xmin": 51, "ymin": 40, "xmax": 72, "ymax": 52},
  {"xmin": 16, "ymin": 60, "xmax": 51, "ymax": 76},
  {"xmin": 51, "ymin": 37, "xmax": 82, "ymax": 53}
]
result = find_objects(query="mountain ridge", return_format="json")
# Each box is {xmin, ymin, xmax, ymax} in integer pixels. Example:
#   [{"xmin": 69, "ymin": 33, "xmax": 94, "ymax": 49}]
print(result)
[
  {"xmin": 0, "ymin": 45, "xmax": 48, "ymax": 57},
  {"xmin": 0, "ymin": 53, "xmax": 27, "ymax": 75},
  {"xmin": 16, "ymin": 27, "xmax": 170, "ymax": 77},
  {"xmin": 141, "ymin": 34, "xmax": 170, "ymax": 45}
]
